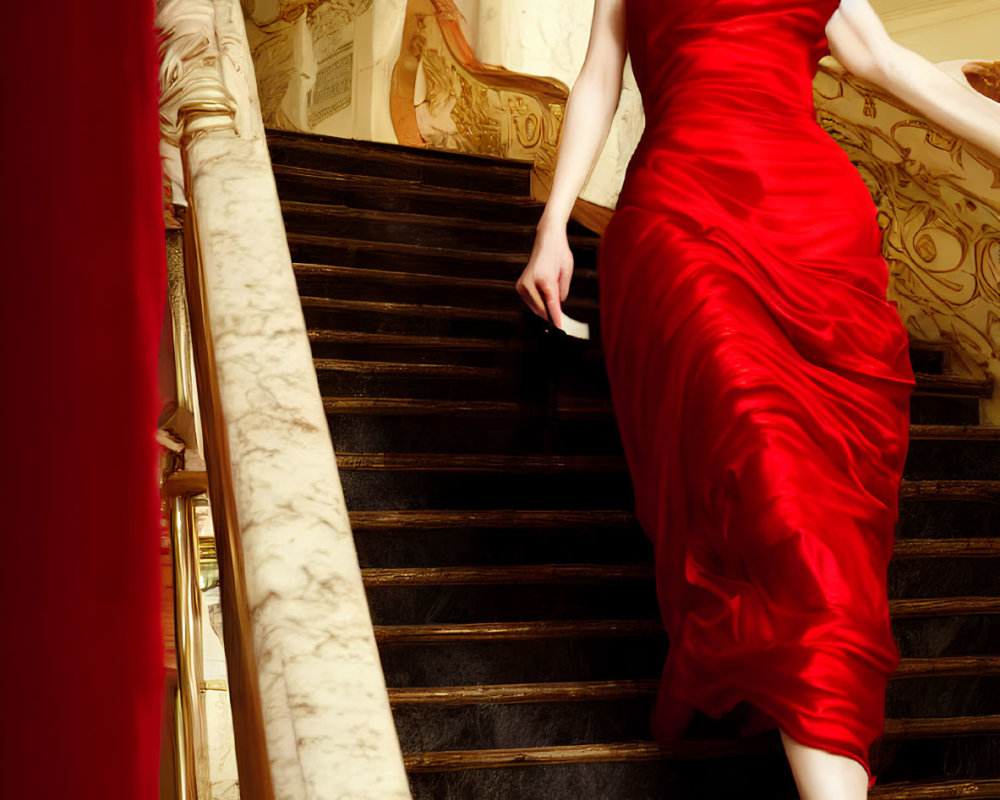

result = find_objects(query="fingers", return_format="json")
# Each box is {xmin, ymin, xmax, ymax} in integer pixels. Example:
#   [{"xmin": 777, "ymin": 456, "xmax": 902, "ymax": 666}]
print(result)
[
  {"xmin": 516, "ymin": 241, "xmax": 574, "ymax": 329},
  {"xmin": 516, "ymin": 271, "xmax": 549, "ymax": 321}
]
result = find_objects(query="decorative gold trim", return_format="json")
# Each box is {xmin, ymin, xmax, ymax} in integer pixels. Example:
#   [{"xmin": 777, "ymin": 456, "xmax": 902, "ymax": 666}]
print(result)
[
  {"xmin": 156, "ymin": 0, "xmax": 237, "ymax": 146},
  {"xmin": 169, "ymin": 493, "xmax": 211, "ymax": 800},
  {"xmin": 390, "ymin": 0, "xmax": 567, "ymax": 185}
]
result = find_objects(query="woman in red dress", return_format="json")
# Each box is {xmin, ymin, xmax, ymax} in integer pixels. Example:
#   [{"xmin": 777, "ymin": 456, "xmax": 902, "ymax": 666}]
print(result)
[{"xmin": 517, "ymin": 0, "xmax": 1000, "ymax": 796}]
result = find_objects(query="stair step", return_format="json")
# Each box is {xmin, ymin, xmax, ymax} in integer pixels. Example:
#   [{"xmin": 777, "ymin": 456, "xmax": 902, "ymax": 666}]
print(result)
[
  {"xmin": 892, "ymin": 538, "xmax": 1000, "ymax": 558},
  {"xmin": 285, "ymin": 232, "xmax": 599, "ymax": 281},
  {"xmin": 387, "ymin": 680, "xmax": 660, "ymax": 707},
  {"xmin": 348, "ymin": 509, "xmax": 637, "ymax": 531},
  {"xmin": 900, "ymin": 480, "xmax": 1000, "ymax": 502},
  {"xmin": 374, "ymin": 620, "xmax": 664, "ymax": 645},
  {"xmin": 909, "ymin": 424, "xmax": 1000, "ymax": 440},
  {"xmin": 403, "ymin": 739, "xmax": 770, "ymax": 772},
  {"xmin": 323, "ymin": 397, "xmax": 611, "ymax": 417},
  {"xmin": 401, "ymin": 715, "xmax": 1000, "ymax": 773},
  {"xmin": 315, "ymin": 359, "xmax": 508, "ymax": 379},
  {"xmin": 280, "ymin": 199, "xmax": 599, "ymax": 254},
  {"xmin": 356, "ymin": 539, "xmax": 998, "ymax": 588},
  {"xmin": 362, "ymin": 565, "xmax": 654, "ymax": 587},
  {"xmin": 882, "ymin": 714, "xmax": 1000, "ymax": 736},
  {"xmin": 387, "ymin": 655, "xmax": 1000, "ymax": 707},
  {"xmin": 869, "ymin": 778, "xmax": 1000, "ymax": 799},
  {"xmin": 337, "ymin": 453, "xmax": 627, "ymax": 472},
  {"xmin": 309, "ymin": 328, "xmax": 515, "ymax": 349},
  {"xmin": 301, "ymin": 295, "xmax": 523, "ymax": 323},
  {"xmin": 273, "ymin": 164, "xmax": 547, "ymax": 218},
  {"xmin": 889, "ymin": 597, "xmax": 1000, "ymax": 619},
  {"xmin": 911, "ymin": 372, "xmax": 993, "ymax": 398},
  {"xmin": 267, "ymin": 129, "xmax": 534, "ymax": 196},
  {"xmin": 375, "ymin": 598, "xmax": 999, "ymax": 645}
]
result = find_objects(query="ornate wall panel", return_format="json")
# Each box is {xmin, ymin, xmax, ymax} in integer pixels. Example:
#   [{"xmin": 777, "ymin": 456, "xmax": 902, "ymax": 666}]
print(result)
[
  {"xmin": 815, "ymin": 59, "xmax": 1000, "ymax": 422},
  {"xmin": 390, "ymin": 0, "xmax": 569, "ymax": 182}
]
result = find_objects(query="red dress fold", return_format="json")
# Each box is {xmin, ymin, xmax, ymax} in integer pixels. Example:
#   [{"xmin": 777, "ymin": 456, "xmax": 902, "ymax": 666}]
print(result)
[{"xmin": 598, "ymin": 0, "xmax": 915, "ymax": 787}]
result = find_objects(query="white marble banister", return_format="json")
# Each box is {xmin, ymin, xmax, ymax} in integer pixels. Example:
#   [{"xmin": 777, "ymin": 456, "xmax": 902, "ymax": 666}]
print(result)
[{"xmin": 155, "ymin": 0, "xmax": 412, "ymax": 798}]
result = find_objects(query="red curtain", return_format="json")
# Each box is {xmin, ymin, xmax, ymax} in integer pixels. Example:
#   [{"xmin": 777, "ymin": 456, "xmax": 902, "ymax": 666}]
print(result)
[{"xmin": 0, "ymin": 2, "xmax": 166, "ymax": 797}]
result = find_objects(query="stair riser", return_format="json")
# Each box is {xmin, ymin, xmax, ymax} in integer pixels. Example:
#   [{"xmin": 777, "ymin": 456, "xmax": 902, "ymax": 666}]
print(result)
[
  {"xmin": 363, "ymin": 559, "xmax": 999, "ymax": 627},
  {"xmin": 302, "ymin": 304, "xmax": 528, "ymax": 340},
  {"xmin": 295, "ymin": 273, "xmax": 598, "ymax": 314},
  {"xmin": 390, "ymin": 678, "xmax": 1000, "ymax": 754},
  {"xmin": 897, "ymin": 499, "xmax": 1000, "ymax": 541},
  {"xmin": 406, "ymin": 759, "xmax": 796, "ymax": 800},
  {"xmin": 287, "ymin": 238, "xmax": 599, "ymax": 281},
  {"xmin": 378, "ymin": 616, "xmax": 1000, "ymax": 686},
  {"xmin": 268, "ymin": 141, "xmax": 532, "ymax": 196},
  {"xmin": 910, "ymin": 395, "xmax": 981, "ymax": 426},
  {"xmin": 888, "ymin": 559, "xmax": 1000, "ymax": 599},
  {"xmin": 274, "ymin": 173, "xmax": 550, "ymax": 225},
  {"xmin": 365, "ymin": 583, "xmax": 660, "ymax": 626},
  {"xmin": 902, "ymin": 438, "xmax": 1000, "ymax": 481},
  {"xmin": 336, "ymin": 470, "xmax": 636, "ymax": 512},
  {"xmin": 326, "ymin": 414, "xmax": 626, "ymax": 456},
  {"xmin": 892, "ymin": 614, "xmax": 1000, "ymax": 660},
  {"xmin": 281, "ymin": 206, "xmax": 550, "ymax": 253},
  {"xmin": 355, "ymin": 527, "xmax": 651, "ymax": 570}
]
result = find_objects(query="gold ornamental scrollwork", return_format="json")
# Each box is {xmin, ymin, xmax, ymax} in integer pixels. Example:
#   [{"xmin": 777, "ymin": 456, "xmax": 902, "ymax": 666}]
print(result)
[
  {"xmin": 156, "ymin": 0, "xmax": 238, "ymax": 145},
  {"xmin": 391, "ymin": 0, "xmax": 569, "ymax": 183},
  {"xmin": 815, "ymin": 60, "xmax": 1000, "ymax": 420}
]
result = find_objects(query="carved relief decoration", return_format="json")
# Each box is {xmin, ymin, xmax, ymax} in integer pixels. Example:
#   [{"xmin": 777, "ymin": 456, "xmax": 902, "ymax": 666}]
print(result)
[
  {"xmin": 156, "ymin": 0, "xmax": 238, "ymax": 145},
  {"xmin": 963, "ymin": 61, "xmax": 1000, "ymax": 103},
  {"xmin": 391, "ymin": 0, "xmax": 568, "ymax": 181},
  {"xmin": 814, "ymin": 60, "xmax": 1000, "ymax": 421}
]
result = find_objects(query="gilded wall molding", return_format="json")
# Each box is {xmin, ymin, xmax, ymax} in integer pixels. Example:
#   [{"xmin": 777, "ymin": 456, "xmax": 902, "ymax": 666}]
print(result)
[
  {"xmin": 156, "ymin": 0, "xmax": 238, "ymax": 146},
  {"xmin": 390, "ymin": 0, "xmax": 568, "ymax": 181},
  {"xmin": 815, "ymin": 59, "xmax": 1000, "ymax": 422}
]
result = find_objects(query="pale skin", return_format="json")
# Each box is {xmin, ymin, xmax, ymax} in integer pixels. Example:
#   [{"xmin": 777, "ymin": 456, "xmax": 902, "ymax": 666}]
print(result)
[{"xmin": 516, "ymin": 0, "xmax": 1000, "ymax": 797}]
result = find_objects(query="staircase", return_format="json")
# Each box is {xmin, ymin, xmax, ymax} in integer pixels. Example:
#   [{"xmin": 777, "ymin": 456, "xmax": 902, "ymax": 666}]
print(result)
[{"xmin": 266, "ymin": 129, "xmax": 1000, "ymax": 799}]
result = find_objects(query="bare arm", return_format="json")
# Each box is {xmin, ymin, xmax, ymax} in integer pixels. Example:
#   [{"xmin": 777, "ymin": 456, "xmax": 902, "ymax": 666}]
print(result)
[
  {"xmin": 827, "ymin": 0, "xmax": 1000, "ymax": 159},
  {"xmin": 517, "ymin": 0, "xmax": 628, "ymax": 328}
]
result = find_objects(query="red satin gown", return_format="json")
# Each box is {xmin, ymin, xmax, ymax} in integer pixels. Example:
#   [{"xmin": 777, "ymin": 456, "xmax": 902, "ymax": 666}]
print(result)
[{"xmin": 597, "ymin": 0, "xmax": 916, "ymax": 787}]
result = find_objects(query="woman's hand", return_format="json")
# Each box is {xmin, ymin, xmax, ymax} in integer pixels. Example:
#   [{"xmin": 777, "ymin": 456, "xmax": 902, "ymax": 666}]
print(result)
[{"xmin": 516, "ymin": 223, "xmax": 575, "ymax": 331}]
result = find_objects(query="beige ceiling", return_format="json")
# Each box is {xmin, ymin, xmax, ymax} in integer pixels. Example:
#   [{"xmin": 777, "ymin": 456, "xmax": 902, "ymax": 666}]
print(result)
[{"xmin": 870, "ymin": 0, "xmax": 1000, "ymax": 61}]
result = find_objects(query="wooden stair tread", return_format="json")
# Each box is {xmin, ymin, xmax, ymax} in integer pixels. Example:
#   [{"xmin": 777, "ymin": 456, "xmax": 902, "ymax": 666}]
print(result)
[
  {"xmin": 314, "ymin": 359, "xmax": 507, "ymax": 379},
  {"xmin": 296, "ymin": 262, "xmax": 521, "ymax": 292},
  {"xmin": 336, "ymin": 453, "xmax": 627, "ymax": 471},
  {"xmin": 300, "ymin": 295, "xmax": 523, "ymax": 322},
  {"xmin": 286, "ymin": 231, "xmax": 563, "ymax": 264},
  {"xmin": 387, "ymin": 656, "xmax": 1000, "ymax": 707},
  {"xmin": 322, "ymin": 397, "xmax": 611, "ymax": 416},
  {"xmin": 374, "ymin": 619, "xmax": 664, "ymax": 644},
  {"xmin": 892, "ymin": 538, "xmax": 1000, "ymax": 558},
  {"xmin": 910, "ymin": 371, "xmax": 993, "ymax": 397},
  {"xmin": 267, "ymin": 128, "xmax": 535, "ymax": 171},
  {"xmin": 909, "ymin": 424, "xmax": 1000, "ymax": 440},
  {"xmin": 281, "ymin": 198, "xmax": 599, "ymax": 247},
  {"xmin": 347, "ymin": 509, "xmax": 638, "ymax": 530},
  {"xmin": 308, "ymin": 329, "xmax": 518, "ymax": 350},
  {"xmin": 900, "ymin": 480, "xmax": 1000, "ymax": 502},
  {"xmin": 273, "ymin": 163, "xmax": 545, "ymax": 204},
  {"xmin": 402, "ymin": 739, "xmax": 767, "ymax": 772},
  {"xmin": 362, "ymin": 564, "xmax": 654, "ymax": 586},
  {"xmin": 869, "ymin": 777, "xmax": 1000, "ymax": 799},
  {"xmin": 374, "ymin": 599, "xmax": 999, "ymax": 644}
]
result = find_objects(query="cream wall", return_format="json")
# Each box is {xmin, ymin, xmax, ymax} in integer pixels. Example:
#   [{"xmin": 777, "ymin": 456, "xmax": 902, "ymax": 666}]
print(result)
[
  {"xmin": 242, "ymin": 0, "xmax": 405, "ymax": 142},
  {"xmin": 461, "ymin": 0, "xmax": 644, "ymax": 207}
]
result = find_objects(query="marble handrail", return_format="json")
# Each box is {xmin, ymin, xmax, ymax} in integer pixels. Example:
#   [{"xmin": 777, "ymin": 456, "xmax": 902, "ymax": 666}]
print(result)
[
  {"xmin": 815, "ymin": 58, "xmax": 1000, "ymax": 425},
  {"xmin": 155, "ymin": 1, "xmax": 412, "ymax": 798}
]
